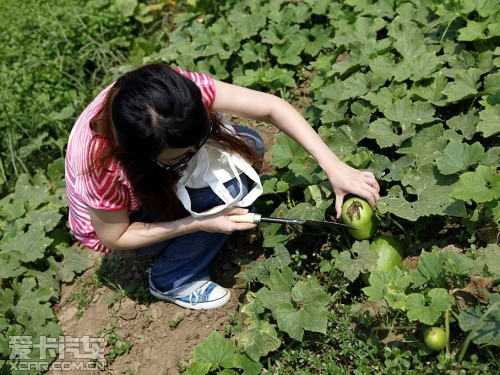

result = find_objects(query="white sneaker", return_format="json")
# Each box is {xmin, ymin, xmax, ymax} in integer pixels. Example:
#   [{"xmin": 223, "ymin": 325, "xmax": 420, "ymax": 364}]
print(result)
[{"xmin": 149, "ymin": 279, "xmax": 230, "ymax": 310}]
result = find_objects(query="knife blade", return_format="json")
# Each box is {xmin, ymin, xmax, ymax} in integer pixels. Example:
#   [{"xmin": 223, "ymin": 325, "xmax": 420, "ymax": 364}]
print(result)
[{"xmin": 228, "ymin": 213, "xmax": 355, "ymax": 229}]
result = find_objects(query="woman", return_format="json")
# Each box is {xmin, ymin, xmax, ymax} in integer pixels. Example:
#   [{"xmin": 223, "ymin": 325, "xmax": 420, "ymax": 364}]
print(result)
[{"xmin": 65, "ymin": 63, "xmax": 380, "ymax": 310}]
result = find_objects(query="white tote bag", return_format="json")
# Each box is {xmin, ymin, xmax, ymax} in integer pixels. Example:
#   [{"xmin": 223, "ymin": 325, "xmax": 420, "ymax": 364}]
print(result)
[{"xmin": 176, "ymin": 142, "xmax": 263, "ymax": 218}]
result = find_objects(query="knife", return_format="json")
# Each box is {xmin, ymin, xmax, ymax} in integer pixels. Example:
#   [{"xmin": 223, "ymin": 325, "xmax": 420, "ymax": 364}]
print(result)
[{"xmin": 228, "ymin": 213, "xmax": 355, "ymax": 229}]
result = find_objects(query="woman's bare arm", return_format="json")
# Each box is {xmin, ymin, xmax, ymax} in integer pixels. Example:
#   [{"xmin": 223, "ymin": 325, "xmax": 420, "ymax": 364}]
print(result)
[
  {"xmin": 212, "ymin": 80, "xmax": 380, "ymax": 216},
  {"xmin": 88, "ymin": 206, "xmax": 255, "ymax": 251}
]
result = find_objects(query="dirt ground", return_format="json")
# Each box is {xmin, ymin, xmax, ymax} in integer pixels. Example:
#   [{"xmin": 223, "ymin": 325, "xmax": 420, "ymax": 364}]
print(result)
[
  {"xmin": 49, "ymin": 124, "xmax": 278, "ymax": 375},
  {"xmin": 50, "ymin": 240, "xmax": 260, "ymax": 375}
]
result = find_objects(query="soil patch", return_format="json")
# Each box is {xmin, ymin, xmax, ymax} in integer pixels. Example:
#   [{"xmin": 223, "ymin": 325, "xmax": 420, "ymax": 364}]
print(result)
[
  {"xmin": 50, "ymin": 231, "xmax": 264, "ymax": 375},
  {"xmin": 49, "ymin": 124, "xmax": 276, "ymax": 375}
]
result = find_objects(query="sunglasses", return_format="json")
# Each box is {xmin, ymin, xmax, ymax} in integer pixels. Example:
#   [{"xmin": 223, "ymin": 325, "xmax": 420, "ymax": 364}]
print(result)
[{"xmin": 153, "ymin": 122, "xmax": 212, "ymax": 172}]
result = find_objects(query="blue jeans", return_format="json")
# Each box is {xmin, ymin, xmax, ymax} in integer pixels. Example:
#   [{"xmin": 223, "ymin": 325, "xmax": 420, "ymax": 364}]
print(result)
[{"xmin": 132, "ymin": 125, "xmax": 264, "ymax": 296}]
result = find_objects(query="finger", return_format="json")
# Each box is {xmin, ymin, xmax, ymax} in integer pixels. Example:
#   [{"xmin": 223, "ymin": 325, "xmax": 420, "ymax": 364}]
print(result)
[
  {"xmin": 335, "ymin": 192, "xmax": 346, "ymax": 219},
  {"xmin": 227, "ymin": 222, "xmax": 257, "ymax": 233},
  {"xmin": 362, "ymin": 187, "xmax": 380, "ymax": 208},
  {"xmin": 224, "ymin": 207, "xmax": 249, "ymax": 215},
  {"xmin": 362, "ymin": 171, "xmax": 380, "ymax": 192}
]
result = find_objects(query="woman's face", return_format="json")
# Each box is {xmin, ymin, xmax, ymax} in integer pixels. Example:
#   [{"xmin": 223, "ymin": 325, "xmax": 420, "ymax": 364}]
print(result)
[
  {"xmin": 155, "ymin": 146, "xmax": 197, "ymax": 168},
  {"xmin": 152, "ymin": 120, "xmax": 213, "ymax": 172}
]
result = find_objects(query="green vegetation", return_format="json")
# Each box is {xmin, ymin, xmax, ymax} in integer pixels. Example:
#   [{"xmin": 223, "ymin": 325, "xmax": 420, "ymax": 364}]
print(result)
[
  {"xmin": 0, "ymin": 0, "xmax": 147, "ymax": 372},
  {"xmin": 1, "ymin": 0, "xmax": 498, "ymax": 374}
]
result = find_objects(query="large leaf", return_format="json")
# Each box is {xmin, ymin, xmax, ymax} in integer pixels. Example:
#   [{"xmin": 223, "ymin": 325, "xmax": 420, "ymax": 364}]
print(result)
[
  {"xmin": 382, "ymin": 98, "xmax": 436, "ymax": 126},
  {"xmin": 254, "ymin": 265, "xmax": 330, "ymax": 342},
  {"xmin": 441, "ymin": 68, "xmax": 482, "ymax": 102},
  {"xmin": 378, "ymin": 165, "xmax": 467, "ymax": 221},
  {"xmin": 410, "ymin": 251, "xmax": 447, "ymax": 288},
  {"xmin": 397, "ymin": 124, "xmax": 447, "ymax": 167},
  {"xmin": 10, "ymin": 278, "xmax": 56, "ymax": 330},
  {"xmin": 436, "ymin": 140, "xmax": 486, "ymax": 175},
  {"xmin": 190, "ymin": 332, "xmax": 236, "ymax": 373},
  {"xmin": 274, "ymin": 278, "xmax": 330, "ymax": 341},
  {"xmin": 255, "ymin": 266, "xmax": 294, "ymax": 314},
  {"xmin": 239, "ymin": 316, "xmax": 281, "ymax": 362},
  {"xmin": 2, "ymin": 226, "xmax": 53, "ymax": 263},
  {"xmin": 363, "ymin": 267, "xmax": 411, "ymax": 310},
  {"xmin": 406, "ymin": 288, "xmax": 454, "ymax": 325},
  {"xmin": 271, "ymin": 133, "xmax": 311, "ymax": 169},
  {"xmin": 451, "ymin": 165, "xmax": 500, "ymax": 204},
  {"xmin": 59, "ymin": 246, "xmax": 95, "ymax": 283},
  {"xmin": 478, "ymin": 103, "xmax": 500, "ymax": 138}
]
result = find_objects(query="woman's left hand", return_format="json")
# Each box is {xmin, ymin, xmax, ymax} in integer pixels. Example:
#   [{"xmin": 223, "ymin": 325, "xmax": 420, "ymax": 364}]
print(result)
[{"xmin": 326, "ymin": 162, "xmax": 380, "ymax": 218}]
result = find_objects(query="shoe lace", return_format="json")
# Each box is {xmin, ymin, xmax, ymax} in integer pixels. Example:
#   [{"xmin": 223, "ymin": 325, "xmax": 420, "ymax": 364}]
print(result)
[{"xmin": 188, "ymin": 282, "xmax": 212, "ymax": 305}]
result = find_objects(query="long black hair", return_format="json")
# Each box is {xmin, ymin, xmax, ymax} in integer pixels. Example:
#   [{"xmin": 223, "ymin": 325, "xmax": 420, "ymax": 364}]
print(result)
[
  {"xmin": 111, "ymin": 64, "xmax": 211, "ymax": 158},
  {"xmin": 89, "ymin": 63, "xmax": 261, "ymax": 220}
]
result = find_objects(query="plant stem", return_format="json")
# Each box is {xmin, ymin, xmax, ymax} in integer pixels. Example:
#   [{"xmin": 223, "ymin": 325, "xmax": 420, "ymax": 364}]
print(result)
[{"xmin": 445, "ymin": 309, "xmax": 450, "ymax": 356}]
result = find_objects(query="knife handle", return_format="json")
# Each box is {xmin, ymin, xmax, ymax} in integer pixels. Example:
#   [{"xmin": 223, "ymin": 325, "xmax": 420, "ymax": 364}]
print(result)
[{"xmin": 227, "ymin": 213, "xmax": 261, "ymax": 224}]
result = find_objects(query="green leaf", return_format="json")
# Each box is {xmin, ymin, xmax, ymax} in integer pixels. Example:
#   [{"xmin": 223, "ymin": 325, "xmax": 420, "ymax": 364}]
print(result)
[
  {"xmin": 406, "ymin": 288, "xmax": 454, "ymax": 325},
  {"xmin": 0, "ymin": 288, "xmax": 15, "ymax": 315},
  {"xmin": 397, "ymin": 124, "xmax": 447, "ymax": 167},
  {"xmin": 232, "ymin": 353, "xmax": 263, "ymax": 375},
  {"xmin": 271, "ymin": 133, "xmax": 310, "ymax": 169},
  {"xmin": 239, "ymin": 318, "xmax": 281, "ymax": 362},
  {"xmin": 393, "ymin": 52, "xmax": 442, "ymax": 83},
  {"xmin": 441, "ymin": 68, "xmax": 482, "ymax": 102},
  {"xmin": 186, "ymin": 361, "xmax": 212, "ymax": 375},
  {"xmin": 0, "ymin": 253, "xmax": 24, "ymax": 279},
  {"xmin": 458, "ymin": 296, "xmax": 500, "ymax": 346},
  {"xmin": 13, "ymin": 174, "xmax": 51, "ymax": 211},
  {"xmin": 369, "ymin": 54, "xmax": 396, "ymax": 81},
  {"xmin": 382, "ymin": 98, "xmax": 436, "ymax": 126},
  {"xmin": 286, "ymin": 202, "xmax": 330, "ymax": 222},
  {"xmin": 16, "ymin": 208, "xmax": 63, "ymax": 233},
  {"xmin": 363, "ymin": 267, "xmax": 411, "ymax": 310},
  {"xmin": 238, "ymin": 41, "xmax": 267, "ymax": 64},
  {"xmin": 410, "ymin": 72, "xmax": 448, "ymax": 106},
  {"xmin": 270, "ymin": 37, "xmax": 306, "ymax": 66},
  {"xmin": 410, "ymin": 251, "xmax": 447, "ymax": 288},
  {"xmin": 436, "ymin": 140, "xmax": 486, "ymax": 175},
  {"xmin": 482, "ymin": 244, "xmax": 500, "ymax": 278},
  {"xmin": 255, "ymin": 266, "xmax": 294, "ymax": 313},
  {"xmin": 446, "ymin": 111, "xmax": 479, "ymax": 140},
  {"xmin": 59, "ymin": 246, "xmax": 94, "ymax": 283},
  {"xmin": 335, "ymin": 241, "xmax": 378, "ymax": 282},
  {"xmin": 275, "ymin": 278, "xmax": 330, "ymax": 341},
  {"xmin": 0, "ymin": 196, "xmax": 25, "ymax": 220},
  {"xmin": 229, "ymin": 12, "xmax": 266, "ymax": 39},
  {"xmin": 192, "ymin": 332, "xmax": 236, "ymax": 371},
  {"xmin": 478, "ymin": 104, "xmax": 500, "ymax": 137},
  {"xmin": 263, "ymin": 66, "xmax": 296, "ymax": 87},
  {"xmin": 10, "ymin": 278, "xmax": 56, "ymax": 330},
  {"xmin": 378, "ymin": 165, "xmax": 467, "ymax": 221},
  {"xmin": 2, "ymin": 226, "xmax": 53, "ymax": 262},
  {"xmin": 332, "ymin": 16, "xmax": 387, "ymax": 49},
  {"xmin": 458, "ymin": 21, "xmax": 487, "ymax": 41},
  {"xmin": 388, "ymin": 19, "xmax": 427, "ymax": 59},
  {"xmin": 339, "ymin": 72, "xmax": 371, "ymax": 101},
  {"xmin": 236, "ymin": 244, "xmax": 291, "ymax": 284},
  {"xmin": 305, "ymin": 25, "xmax": 333, "ymax": 56},
  {"xmin": 367, "ymin": 118, "xmax": 414, "ymax": 148},
  {"xmin": 443, "ymin": 251, "xmax": 475, "ymax": 276},
  {"xmin": 451, "ymin": 165, "xmax": 500, "ymax": 203}
]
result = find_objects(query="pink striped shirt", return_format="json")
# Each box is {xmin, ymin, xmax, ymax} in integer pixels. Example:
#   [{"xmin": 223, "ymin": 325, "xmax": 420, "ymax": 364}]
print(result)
[{"xmin": 65, "ymin": 68, "xmax": 216, "ymax": 253}]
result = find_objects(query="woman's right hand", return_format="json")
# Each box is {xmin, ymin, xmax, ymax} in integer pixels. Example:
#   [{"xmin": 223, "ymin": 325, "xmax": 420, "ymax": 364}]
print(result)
[{"xmin": 195, "ymin": 207, "xmax": 257, "ymax": 234}]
